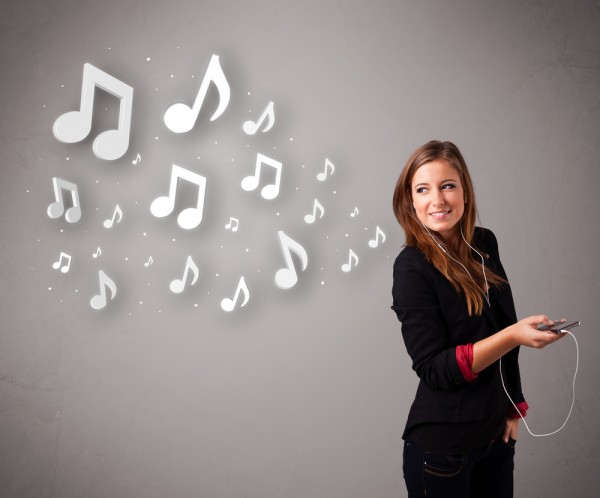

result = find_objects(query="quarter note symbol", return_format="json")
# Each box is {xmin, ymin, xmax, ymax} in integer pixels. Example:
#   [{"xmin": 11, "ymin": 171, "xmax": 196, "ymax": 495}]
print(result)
[
  {"xmin": 90, "ymin": 270, "xmax": 117, "ymax": 310},
  {"xmin": 317, "ymin": 158, "xmax": 335, "ymax": 182},
  {"xmin": 52, "ymin": 252, "xmax": 72, "ymax": 273},
  {"xmin": 53, "ymin": 63, "xmax": 133, "ymax": 161},
  {"xmin": 243, "ymin": 101, "xmax": 275, "ymax": 135},
  {"xmin": 241, "ymin": 153, "xmax": 282, "ymax": 200},
  {"xmin": 221, "ymin": 276, "xmax": 250, "ymax": 312},
  {"xmin": 132, "ymin": 153, "xmax": 142, "ymax": 165},
  {"xmin": 275, "ymin": 230, "xmax": 308, "ymax": 290},
  {"xmin": 103, "ymin": 204, "xmax": 123, "ymax": 229},
  {"xmin": 368, "ymin": 226, "xmax": 386, "ymax": 248},
  {"xmin": 225, "ymin": 217, "xmax": 239, "ymax": 232},
  {"xmin": 341, "ymin": 249, "xmax": 359, "ymax": 273},
  {"xmin": 150, "ymin": 164, "xmax": 208, "ymax": 230},
  {"xmin": 47, "ymin": 177, "xmax": 82, "ymax": 223},
  {"xmin": 164, "ymin": 54, "xmax": 230, "ymax": 133},
  {"xmin": 304, "ymin": 198, "xmax": 325, "ymax": 224},
  {"xmin": 169, "ymin": 255, "xmax": 199, "ymax": 294}
]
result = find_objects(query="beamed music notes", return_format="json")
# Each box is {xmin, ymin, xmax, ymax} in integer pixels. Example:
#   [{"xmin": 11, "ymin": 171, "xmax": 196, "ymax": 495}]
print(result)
[
  {"xmin": 47, "ymin": 177, "xmax": 81, "ymax": 223},
  {"xmin": 241, "ymin": 153, "xmax": 282, "ymax": 200},
  {"xmin": 150, "ymin": 164, "xmax": 208, "ymax": 230},
  {"xmin": 53, "ymin": 63, "xmax": 133, "ymax": 161}
]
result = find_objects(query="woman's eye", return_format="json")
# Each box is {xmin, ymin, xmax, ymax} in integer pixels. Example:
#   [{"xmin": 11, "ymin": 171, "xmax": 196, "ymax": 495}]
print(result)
[
  {"xmin": 416, "ymin": 187, "xmax": 427, "ymax": 194},
  {"xmin": 442, "ymin": 183, "xmax": 456, "ymax": 190}
]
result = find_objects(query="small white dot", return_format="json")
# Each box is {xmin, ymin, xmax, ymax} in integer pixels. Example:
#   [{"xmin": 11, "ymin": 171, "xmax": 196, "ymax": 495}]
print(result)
[
  {"xmin": 333, "ymin": 190, "xmax": 337, "ymax": 194},
  {"xmin": 194, "ymin": 303, "xmax": 198, "ymax": 307},
  {"xmin": 26, "ymin": 190, "xmax": 29, "ymax": 193},
  {"xmin": 60, "ymin": 84, "xmax": 64, "ymax": 88},
  {"xmin": 60, "ymin": 229, "xmax": 63, "ymax": 233},
  {"xmin": 48, "ymin": 287, "xmax": 52, "ymax": 291},
  {"xmin": 172, "ymin": 238, "xmax": 176, "ymax": 242},
  {"xmin": 247, "ymin": 91, "xmax": 251, "ymax": 95},
  {"xmin": 276, "ymin": 212, "xmax": 280, "ymax": 216},
  {"xmin": 245, "ymin": 248, "xmax": 249, "ymax": 252},
  {"xmin": 290, "ymin": 137, "xmax": 294, "ymax": 142},
  {"xmin": 158, "ymin": 310, "xmax": 162, "ymax": 313},
  {"xmin": 66, "ymin": 157, "xmax": 69, "ymax": 161},
  {"xmin": 345, "ymin": 234, "xmax": 349, "ymax": 237},
  {"xmin": 216, "ymin": 273, "xmax": 219, "ymax": 277},
  {"xmin": 295, "ymin": 187, "xmax": 299, "ymax": 191},
  {"xmin": 155, "ymin": 136, "xmax": 159, "ymax": 140},
  {"xmin": 146, "ymin": 57, "xmax": 151, "ymax": 61},
  {"xmin": 139, "ymin": 301, "xmax": 143, "ymax": 305},
  {"xmin": 214, "ymin": 141, "xmax": 218, "ymax": 145},
  {"xmin": 125, "ymin": 257, "xmax": 129, "ymax": 261},
  {"xmin": 170, "ymin": 74, "xmax": 174, "ymax": 78},
  {"xmin": 42, "ymin": 104, "xmax": 46, "ymax": 108},
  {"xmin": 75, "ymin": 289, "xmax": 78, "ymax": 293},
  {"xmin": 321, "ymin": 281, "xmax": 325, "ymax": 286},
  {"xmin": 96, "ymin": 180, "xmax": 99, "ymax": 184},
  {"xmin": 143, "ymin": 232, "xmax": 147, "ymax": 236}
]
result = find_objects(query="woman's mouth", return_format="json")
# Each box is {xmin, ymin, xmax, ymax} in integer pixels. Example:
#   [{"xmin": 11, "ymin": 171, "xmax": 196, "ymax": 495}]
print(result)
[{"xmin": 429, "ymin": 210, "xmax": 451, "ymax": 220}]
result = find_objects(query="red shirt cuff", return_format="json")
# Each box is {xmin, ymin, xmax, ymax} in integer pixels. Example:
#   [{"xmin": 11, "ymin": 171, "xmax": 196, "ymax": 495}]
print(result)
[
  {"xmin": 507, "ymin": 401, "xmax": 529, "ymax": 419},
  {"xmin": 456, "ymin": 344, "xmax": 477, "ymax": 382}
]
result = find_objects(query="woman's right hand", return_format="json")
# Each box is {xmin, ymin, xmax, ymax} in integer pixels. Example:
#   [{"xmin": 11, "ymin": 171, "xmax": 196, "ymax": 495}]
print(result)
[{"xmin": 509, "ymin": 315, "xmax": 566, "ymax": 349}]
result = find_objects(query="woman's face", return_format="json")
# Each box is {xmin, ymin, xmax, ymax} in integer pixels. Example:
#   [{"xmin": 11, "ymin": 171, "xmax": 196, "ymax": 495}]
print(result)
[{"xmin": 411, "ymin": 159, "xmax": 465, "ymax": 243}]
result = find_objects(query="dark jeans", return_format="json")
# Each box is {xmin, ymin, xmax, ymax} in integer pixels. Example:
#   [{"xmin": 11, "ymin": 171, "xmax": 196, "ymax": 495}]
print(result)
[{"xmin": 403, "ymin": 437, "xmax": 516, "ymax": 498}]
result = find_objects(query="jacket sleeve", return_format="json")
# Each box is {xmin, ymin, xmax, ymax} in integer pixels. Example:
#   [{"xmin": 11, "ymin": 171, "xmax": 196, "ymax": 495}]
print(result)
[
  {"xmin": 392, "ymin": 251, "xmax": 471, "ymax": 391},
  {"xmin": 483, "ymin": 229, "xmax": 527, "ymax": 406}
]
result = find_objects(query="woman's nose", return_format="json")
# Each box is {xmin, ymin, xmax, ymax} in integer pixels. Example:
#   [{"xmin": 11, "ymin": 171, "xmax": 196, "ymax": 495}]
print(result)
[{"xmin": 432, "ymin": 189, "xmax": 446, "ymax": 205}]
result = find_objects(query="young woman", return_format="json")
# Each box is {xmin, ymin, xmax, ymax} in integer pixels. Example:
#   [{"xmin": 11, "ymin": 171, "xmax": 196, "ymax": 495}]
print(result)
[{"xmin": 391, "ymin": 140, "xmax": 564, "ymax": 498}]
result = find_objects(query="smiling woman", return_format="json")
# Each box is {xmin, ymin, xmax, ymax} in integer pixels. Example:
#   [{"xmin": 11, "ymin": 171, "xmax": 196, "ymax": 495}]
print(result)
[{"xmin": 391, "ymin": 140, "xmax": 565, "ymax": 498}]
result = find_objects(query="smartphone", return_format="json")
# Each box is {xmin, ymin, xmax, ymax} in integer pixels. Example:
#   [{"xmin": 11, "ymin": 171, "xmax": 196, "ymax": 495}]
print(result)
[{"xmin": 536, "ymin": 320, "xmax": 580, "ymax": 334}]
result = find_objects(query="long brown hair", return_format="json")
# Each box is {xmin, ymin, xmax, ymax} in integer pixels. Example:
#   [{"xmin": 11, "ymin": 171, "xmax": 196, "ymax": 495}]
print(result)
[{"xmin": 392, "ymin": 140, "xmax": 505, "ymax": 315}]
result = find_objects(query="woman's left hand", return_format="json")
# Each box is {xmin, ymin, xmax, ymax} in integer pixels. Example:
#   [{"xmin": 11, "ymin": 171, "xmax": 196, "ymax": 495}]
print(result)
[{"xmin": 503, "ymin": 417, "xmax": 520, "ymax": 443}]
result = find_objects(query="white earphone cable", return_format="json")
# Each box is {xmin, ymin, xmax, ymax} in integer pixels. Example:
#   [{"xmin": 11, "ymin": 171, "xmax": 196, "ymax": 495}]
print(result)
[{"xmin": 500, "ymin": 330, "xmax": 578, "ymax": 437}]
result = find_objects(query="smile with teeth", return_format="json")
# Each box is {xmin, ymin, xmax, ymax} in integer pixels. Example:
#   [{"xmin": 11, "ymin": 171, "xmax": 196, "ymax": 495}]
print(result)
[{"xmin": 430, "ymin": 210, "xmax": 451, "ymax": 219}]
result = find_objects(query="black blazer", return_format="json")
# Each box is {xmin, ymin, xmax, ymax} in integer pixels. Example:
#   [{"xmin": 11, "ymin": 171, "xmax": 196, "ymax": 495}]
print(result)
[{"xmin": 392, "ymin": 227, "xmax": 525, "ymax": 439}]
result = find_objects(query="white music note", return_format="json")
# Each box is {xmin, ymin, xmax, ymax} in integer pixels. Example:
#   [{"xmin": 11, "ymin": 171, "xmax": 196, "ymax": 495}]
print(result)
[
  {"xmin": 150, "ymin": 164, "xmax": 207, "ymax": 230},
  {"xmin": 103, "ymin": 204, "xmax": 123, "ymax": 229},
  {"xmin": 52, "ymin": 252, "xmax": 72, "ymax": 273},
  {"xmin": 47, "ymin": 177, "xmax": 81, "ymax": 223},
  {"xmin": 220, "ymin": 276, "xmax": 250, "ymax": 312},
  {"xmin": 225, "ymin": 217, "xmax": 239, "ymax": 232},
  {"xmin": 90, "ymin": 270, "xmax": 117, "ymax": 310},
  {"xmin": 53, "ymin": 63, "xmax": 133, "ymax": 161},
  {"xmin": 243, "ymin": 101, "xmax": 275, "ymax": 135},
  {"xmin": 144, "ymin": 256, "xmax": 154, "ymax": 268},
  {"xmin": 350, "ymin": 206, "xmax": 359, "ymax": 217},
  {"xmin": 304, "ymin": 198, "xmax": 325, "ymax": 224},
  {"xmin": 164, "ymin": 54, "xmax": 230, "ymax": 133},
  {"xmin": 275, "ymin": 230, "xmax": 308, "ymax": 290},
  {"xmin": 169, "ymin": 255, "xmax": 199, "ymax": 294},
  {"xmin": 368, "ymin": 226, "xmax": 386, "ymax": 248},
  {"xmin": 132, "ymin": 153, "xmax": 141, "ymax": 165},
  {"xmin": 317, "ymin": 158, "xmax": 335, "ymax": 182},
  {"xmin": 341, "ymin": 249, "xmax": 359, "ymax": 273},
  {"xmin": 241, "ymin": 153, "xmax": 282, "ymax": 200},
  {"xmin": 93, "ymin": 246, "xmax": 102, "ymax": 259}
]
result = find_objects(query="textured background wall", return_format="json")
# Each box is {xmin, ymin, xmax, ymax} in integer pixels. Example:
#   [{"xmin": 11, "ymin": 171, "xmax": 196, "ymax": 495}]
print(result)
[{"xmin": 1, "ymin": 0, "xmax": 599, "ymax": 496}]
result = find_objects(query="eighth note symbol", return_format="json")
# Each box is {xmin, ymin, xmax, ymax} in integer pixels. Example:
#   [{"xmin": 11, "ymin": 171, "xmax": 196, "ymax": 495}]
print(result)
[
  {"xmin": 368, "ymin": 226, "xmax": 386, "ymax": 248},
  {"xmin": 317, "ymin": 158, "xmax": 335, "ymax": 182},
  {"xmin": 304, "ymin": 199, "xmax": 324, "ymax": 224},
  {"xmin": 53, "ymin": 63, "xmax": 133, "ymax": 161},
  {"xmin": 164, "ymin": 54, "xmax": 230, "ymax": 133},
  {"xmin": 151, "ymin": 164, "xmax": 208, "ymax": 230},
  {"xmin": 170, "ymin": 255, "xmax": 199, "ymax": 294},
  {"xmin": 93, "ymin": 246, "xmax": 102, "ymax": 259},
  {"xmin": 132, "ymin": 153, "xmax": 142, "ymax": 165},
  {"xmin": 90, "ymin": 270, "xmax": 117, "ymax": 310},
  {"xmin": 341, "ymin": 249, "xmax": 359, "ymax": 273},
  {"xmin": 275, "ymin": 230, "xmax": 308, "ymax": 290},
  {"xmin": 221, "ymin": 276, "xmax": 250, "ymax": 312},
  {"xmin": 144, "ymin": 256, "xmax": 154, "ymax": 268},
  {"xmin": 350, "ymin": 206, "xmax": 359, "ymax": 218},
  {"xmin": 52, "ymin": 252, "xmax": 72, "ymax": 273},
  {"xmin": 243, "ymin": 101, "xmax": 275, "ymax": 135},
  {"xmin": 103, "ymin": 204, "xmax": 123, "ymax": 229}
]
